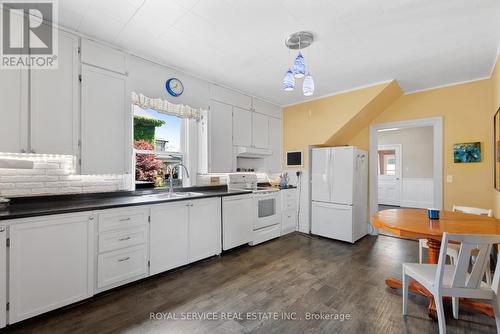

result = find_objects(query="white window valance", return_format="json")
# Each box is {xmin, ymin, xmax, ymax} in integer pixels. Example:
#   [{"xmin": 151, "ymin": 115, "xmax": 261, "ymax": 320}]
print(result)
[{"xmin": 131, "ymin": 92, "xmax": 204, "ymax": 121}]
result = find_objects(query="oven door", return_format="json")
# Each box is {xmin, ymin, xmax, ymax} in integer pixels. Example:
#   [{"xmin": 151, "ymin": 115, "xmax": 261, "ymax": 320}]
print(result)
[{"xmin": 254, "ymin": 193, "xmax": 280, "ymax": 230}]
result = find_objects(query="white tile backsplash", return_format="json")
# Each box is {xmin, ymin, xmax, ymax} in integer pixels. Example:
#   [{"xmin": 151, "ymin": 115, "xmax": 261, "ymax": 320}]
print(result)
[{"xmin": 0, "ymin": 153, "xmax": 126, "ymax": 197}]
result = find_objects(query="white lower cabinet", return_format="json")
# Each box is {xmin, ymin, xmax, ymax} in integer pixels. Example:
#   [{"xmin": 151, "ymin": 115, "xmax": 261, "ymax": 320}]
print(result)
[
  {"xmin": 222, "ymin": 195, "xmax": 253, "ymax": 250},
  {"xmin": 97, "ymin": 245, "xmax": 148, "ymax": 289},
  {"xmin": 8, "ymin": 213, "xmax": 95, "ymax": 324},
  {"xmin": 150, "ymin": 202, "xmax": 189, "ymax": 275},
  {"xmin": 189, "ymin": 198, "xmax": 221, "ymax": 262},
  {"xmin": 150, "ymin": 198, "xmax": 221, "ymax": 276},
  {"xmin": 96, "ymin": 207, "xmax": 149, "ymax": 292},
  {"xmin": 281, "ymin": 189, "xmax": 298, "ymax": 235},
  {"xmin": 0, "ymin": 225, "xmax": 6, "ymax": 329}
]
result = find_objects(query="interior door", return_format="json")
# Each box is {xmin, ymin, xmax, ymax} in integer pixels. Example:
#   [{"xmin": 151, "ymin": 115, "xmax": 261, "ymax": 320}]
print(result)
[
  {"xmin": 377, "ymin": 144, "xmax": 402, "ymax": 206},
  {"xmin": 311, "ymin": 148, "xmax": 331, "ymax": 202}
]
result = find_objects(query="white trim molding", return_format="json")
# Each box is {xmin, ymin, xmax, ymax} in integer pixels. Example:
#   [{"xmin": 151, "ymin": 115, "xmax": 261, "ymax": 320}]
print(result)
[{"xmin": 369, "ymin": 117, "xmax": 443, "ymax": 234}]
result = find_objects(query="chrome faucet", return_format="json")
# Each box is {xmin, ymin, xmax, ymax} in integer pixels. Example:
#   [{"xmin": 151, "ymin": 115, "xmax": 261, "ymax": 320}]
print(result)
[{"xmin": 166, "ymin": 163, "xmax": 190, "ymax": 195}]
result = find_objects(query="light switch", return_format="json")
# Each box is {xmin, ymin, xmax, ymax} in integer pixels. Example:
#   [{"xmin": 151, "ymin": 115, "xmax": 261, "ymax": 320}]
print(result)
[{"xmin": 446, "ymin": 175, "xmax": 453, "ymax": 183}]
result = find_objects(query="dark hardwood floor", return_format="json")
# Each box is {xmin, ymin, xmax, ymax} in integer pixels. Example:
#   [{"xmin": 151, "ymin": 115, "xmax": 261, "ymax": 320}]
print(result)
[{"xmin": 1, "ymin": 233, "xmax": 497, "ymax": 334}]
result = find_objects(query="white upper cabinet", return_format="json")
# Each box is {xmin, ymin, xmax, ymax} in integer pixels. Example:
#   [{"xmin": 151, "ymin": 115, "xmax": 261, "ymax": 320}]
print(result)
[
  {"xmin": 252, "ymin": 112, "xmax": 269, "ymax": 149},
  {"xmin": 210, "ymin": 84, "xmax": 252, "ymax": 110},
  {"xmin": 209, "ymin": 100, "xmax": 234, "ymax": 172},
  {"xmin": 8, "ymin": 213, "xmax": 94, "ymax": 324},
  {"xmin": 268, "ymin": 117, "xmax": 282, "ymax": 172},
  {"xmin": 30, "ymin": 30, "xmax": 79, "ymax": 155},
  {"xmin": 232, "ymin": 107, "xmax": 252, "ymax": 147},
  {"xmin": 81, "ymin": 39, "xmax": 127, "ymax": 74},
  {"xmin": 81, "ymin": 65, "xmax": 128, "ymax": 175},
  {"xmin": 253, "ymin": 98, "xmax": 282, "ymax": 119},
  {"xmin": 0, "ymin": 70, "xmax": 28, "ymax": 153}
]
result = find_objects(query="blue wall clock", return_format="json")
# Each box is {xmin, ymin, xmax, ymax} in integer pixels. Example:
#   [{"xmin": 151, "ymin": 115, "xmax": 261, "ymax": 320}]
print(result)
[{"xmin": 166, "ymin": 78, "xmax": 184, "ymax": 97}]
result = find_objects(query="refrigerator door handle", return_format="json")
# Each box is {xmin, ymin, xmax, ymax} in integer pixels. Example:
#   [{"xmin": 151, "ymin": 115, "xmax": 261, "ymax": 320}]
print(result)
[{"xmin": 329, "ymin": 149, "xmax": 334, "ymax": 202}]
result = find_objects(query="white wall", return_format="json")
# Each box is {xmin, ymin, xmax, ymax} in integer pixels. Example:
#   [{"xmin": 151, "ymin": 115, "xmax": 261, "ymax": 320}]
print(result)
[
  {"xmin": 127, "ymin": 55, "xmax": 210, "ymax": 110},
  {"xmin": 378, "ymin": 126, "xmax": 433, "ymax": 178},
  {"xmin": 285, "ymin": 169, "xmax": 309, "ymax": 233},
  {"xmin": 377, "ymin": 126, "xmax": 434, "ymax": 208},
  {"xmin": 0, "ymin": 153, "xmax": 125, "ymax": 197}
]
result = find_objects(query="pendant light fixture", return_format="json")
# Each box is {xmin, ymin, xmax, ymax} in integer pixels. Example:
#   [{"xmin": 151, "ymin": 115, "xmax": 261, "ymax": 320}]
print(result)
[
  {"xmin": 282, "ymin": 68, "xmax": 295, "ymax": 91},
  {"xmin": 293, "ymin": 52, "xmax": 305, "ymax": 78},
  {"xmin": 303, "ymin": 73, "xmax": 315, "ymax": 96},
  {"xmin": 283, "ymin": 31, "xmax": 315, "ymax": 96}
]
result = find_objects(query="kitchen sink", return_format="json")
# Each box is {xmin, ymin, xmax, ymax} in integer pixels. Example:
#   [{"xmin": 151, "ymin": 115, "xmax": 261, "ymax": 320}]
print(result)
[{"xmin": 142, "ymin": 191, "xmax": 203, "ymax": 199}]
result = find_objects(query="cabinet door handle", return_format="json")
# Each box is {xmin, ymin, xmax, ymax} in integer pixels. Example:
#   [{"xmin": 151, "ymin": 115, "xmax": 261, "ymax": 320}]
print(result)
[
  {"xmin": 118, "ymin": 236, "xmax": 131, "ymax": 241},
  {"xmin": 0, "ymin": 227, "xmax": 5, "ymax": 232},
  {"xmin": 119, "ymin": 218, "xmax": 131, "ymax": 222},
  {"xmin": 89, "ymin": 216, "xmax": 94, "ymax": 221},
  {"xmin": 118, "ymin": 256, "xmax": 130, "ymax": 262}
]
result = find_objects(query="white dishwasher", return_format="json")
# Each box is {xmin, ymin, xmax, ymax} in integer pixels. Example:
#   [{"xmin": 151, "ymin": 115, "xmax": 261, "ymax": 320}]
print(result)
[{"xmin": 222, "ymin": 195, "xmax": 253, "ymax": 250}]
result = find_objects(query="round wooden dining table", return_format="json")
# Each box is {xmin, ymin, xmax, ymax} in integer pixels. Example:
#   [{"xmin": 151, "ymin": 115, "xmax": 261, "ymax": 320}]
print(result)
[{"xmin": 372, "ymin": 208, "xmax": 500, "ymax": 320}]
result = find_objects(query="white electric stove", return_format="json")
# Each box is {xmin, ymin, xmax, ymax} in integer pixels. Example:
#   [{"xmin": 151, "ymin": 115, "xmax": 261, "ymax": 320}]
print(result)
[{"xmin": 228, "ymin": 173, "xmax": 281, "ymax": 245}]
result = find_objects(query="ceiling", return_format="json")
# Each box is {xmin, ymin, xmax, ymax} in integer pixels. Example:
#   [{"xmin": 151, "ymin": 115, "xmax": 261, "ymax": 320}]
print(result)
[{"xmin": 59, "ymin": 0, "xmax": 500, "ymax": 106}]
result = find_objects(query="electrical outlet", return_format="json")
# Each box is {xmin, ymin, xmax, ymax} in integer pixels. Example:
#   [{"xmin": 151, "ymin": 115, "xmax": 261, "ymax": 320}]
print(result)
[{"xmin": 446, "ymin": 175, "xmax": 453, "ymax": 183}]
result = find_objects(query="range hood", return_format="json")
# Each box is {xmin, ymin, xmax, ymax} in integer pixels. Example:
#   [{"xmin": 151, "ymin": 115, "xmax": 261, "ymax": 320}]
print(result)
[{"xmin": 236, "ymin": 146, "xmax": 272, "ymax": 158}]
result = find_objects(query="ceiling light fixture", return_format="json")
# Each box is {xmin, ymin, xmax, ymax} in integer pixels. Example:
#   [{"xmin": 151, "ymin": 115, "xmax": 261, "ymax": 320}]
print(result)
[
  {"xmin": 282, "ymin": 68, "xmax": 295, "ymax": 91},
  {"xmin": 283, "ymin": 31, "xmax": 314, "ymax": 96}
]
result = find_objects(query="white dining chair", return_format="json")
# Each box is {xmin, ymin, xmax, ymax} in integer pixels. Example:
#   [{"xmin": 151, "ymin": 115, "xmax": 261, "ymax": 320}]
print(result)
[
  {"xmin": 418, "ymin": 205, "xmax": 494, "ymax": 285},
  {"xmin": 403, "ymin": 233, "xmax": 500, "ymax": 334}
]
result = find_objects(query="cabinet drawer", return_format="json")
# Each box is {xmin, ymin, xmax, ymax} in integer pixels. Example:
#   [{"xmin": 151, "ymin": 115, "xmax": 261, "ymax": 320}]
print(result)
[
  {"xmin": 97, "ymin": 245, "xmax": 147, "ymax": 289},
  {"xmin": 281, "ymin": 210, "xmax": 296, "ymax": 235},
  {"xmin": 98, "ymin": 208, "xmax": 148, "ymax": 232},
  {"xmin": 98, "ymin": 226, "xmax": 147, "ymax": 253},
  {"xmin": 281, "ymin": 190, "xmax": 297, "ymax": 211}
]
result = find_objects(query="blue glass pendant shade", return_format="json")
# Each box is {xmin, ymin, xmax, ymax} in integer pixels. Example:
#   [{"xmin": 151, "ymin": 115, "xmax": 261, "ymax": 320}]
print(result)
[
  {"xmin": 293, "ymin": 52, "xmax": 305, "ymax": 78},
  {"xmin": 282, "ymin": 68, "xmax": 295, "ymax": 91}
]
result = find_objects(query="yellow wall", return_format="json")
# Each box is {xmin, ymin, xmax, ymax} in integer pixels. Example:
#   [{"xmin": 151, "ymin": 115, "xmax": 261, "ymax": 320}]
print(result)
[
  {"xmin": 284, "ymin": 74, "xmax": 496, "ymax": 212},
  {"xmin": 283, "ymin": 81, "xmax": 401, "ymax": 168},
  {"xmin": 349, "ymin": 79, "xmax": 493, "ymax": 211},
  {"xmin": 492, "ymin": 55, "xmax": 500, "ymax": 216}
]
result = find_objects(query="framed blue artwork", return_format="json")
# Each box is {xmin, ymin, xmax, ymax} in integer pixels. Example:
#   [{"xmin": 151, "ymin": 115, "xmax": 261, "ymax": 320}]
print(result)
[{"xmin": 453, "ymin": 142, "xmax": 481, "ymax": 163}]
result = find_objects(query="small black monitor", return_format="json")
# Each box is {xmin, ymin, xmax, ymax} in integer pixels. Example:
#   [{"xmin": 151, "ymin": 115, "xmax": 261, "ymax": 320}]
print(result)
[{"xmin": 286, "ymin": 151, "xmax": 303, "ymax": 167}]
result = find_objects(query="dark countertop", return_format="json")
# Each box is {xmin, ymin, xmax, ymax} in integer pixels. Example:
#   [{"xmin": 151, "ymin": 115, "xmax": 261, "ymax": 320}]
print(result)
[{"xmin": 0, "ymin": 186, "xmax": 252, "ymax": 221}]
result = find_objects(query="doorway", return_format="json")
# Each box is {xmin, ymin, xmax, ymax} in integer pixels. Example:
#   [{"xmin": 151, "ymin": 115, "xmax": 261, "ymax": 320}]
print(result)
[
  {"xmin": 369, "ymin": 117, "xmax": 443, "ymax": 234},
  {"xmin": 377, "ymin": 144, "xmax": 402, "ymax": 207}
]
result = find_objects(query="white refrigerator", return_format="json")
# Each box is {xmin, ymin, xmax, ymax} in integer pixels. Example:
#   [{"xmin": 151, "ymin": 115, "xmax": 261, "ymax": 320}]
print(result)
[{"xmin": 311, "ymin": 146, "xmax": 368, "ymax": 243}]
